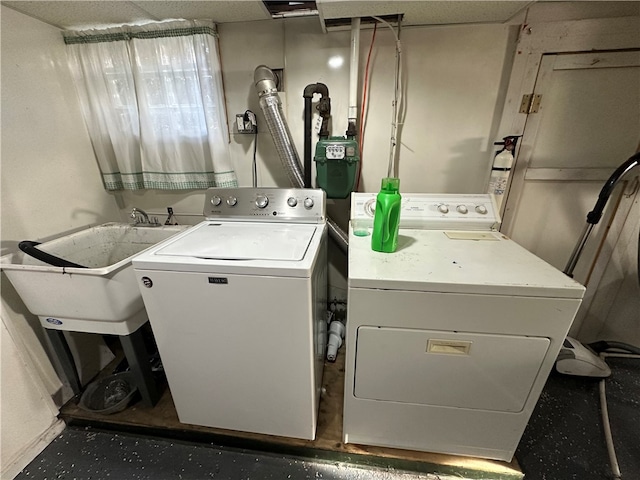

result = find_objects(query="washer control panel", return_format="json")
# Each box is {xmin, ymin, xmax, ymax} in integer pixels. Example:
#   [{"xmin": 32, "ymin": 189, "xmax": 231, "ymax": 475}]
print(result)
[
  {"xmin": 204, "ymin": 188, "xmax": 325, "ymax": 223},
  {"xmin": 351, "ymin": 193, "xmax": 500, "ymax": 231}
]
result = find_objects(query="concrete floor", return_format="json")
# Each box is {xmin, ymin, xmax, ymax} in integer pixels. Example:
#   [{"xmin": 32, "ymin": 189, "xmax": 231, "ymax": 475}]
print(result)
[
  {"xmin": 16, "ymin": 357, "xmax": 639, "ymax": 480},
  {"xmin": 516, "ymin": 357, "xmax": 640, "ymax": 479},
  {"xmin": 15, "ymin": 428, "xmax": 448, "ymax": 480}
]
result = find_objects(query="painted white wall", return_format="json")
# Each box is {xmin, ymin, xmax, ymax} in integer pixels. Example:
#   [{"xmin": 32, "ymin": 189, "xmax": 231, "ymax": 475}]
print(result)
[
  {"xmin": 0, "ymin": 5, "xmax": 122, "ymax": 472},
  {"xmin": 0, "ymin": 9, "xmax": 121, "ymax": 243},
  {"xmin": 1, "ymin": 317, "xmax": 65, "ymax": 479},
  {"xmin": 218, "ymin": 18, "xmax": 516, "ymax": 195}
]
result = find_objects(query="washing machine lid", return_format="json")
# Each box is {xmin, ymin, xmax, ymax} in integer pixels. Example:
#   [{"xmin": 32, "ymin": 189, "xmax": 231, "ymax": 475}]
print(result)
[{"xmin": 154, "ymin": 222, "xmax": 317, "ymax": 261}]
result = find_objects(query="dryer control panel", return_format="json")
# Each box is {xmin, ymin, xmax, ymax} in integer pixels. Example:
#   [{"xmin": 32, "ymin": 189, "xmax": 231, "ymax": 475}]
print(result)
[
  {"xmin": 351, "ymin": 193, "xmax": 500, "ymax": 231},
  {"xmin": 204, "ymin": 188, "xmax": 326, "ymax": 223}
]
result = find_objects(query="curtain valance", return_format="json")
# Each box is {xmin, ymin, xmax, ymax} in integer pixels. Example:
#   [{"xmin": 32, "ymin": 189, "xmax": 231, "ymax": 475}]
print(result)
[{"xmin": 63, "ymin": 20, "xmax": 218, "ymax": 44}]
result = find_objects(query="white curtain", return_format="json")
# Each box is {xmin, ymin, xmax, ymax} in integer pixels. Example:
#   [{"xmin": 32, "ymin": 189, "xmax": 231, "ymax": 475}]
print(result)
[{"xmin": 64, "ymin": 20, "xmax": 237, "ymax": 190}]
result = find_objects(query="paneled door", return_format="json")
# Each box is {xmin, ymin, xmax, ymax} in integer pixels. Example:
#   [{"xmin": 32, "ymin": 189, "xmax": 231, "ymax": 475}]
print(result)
[{"xmin": 501, "ymin": 48, "xmax": 640, "ymax": 338}]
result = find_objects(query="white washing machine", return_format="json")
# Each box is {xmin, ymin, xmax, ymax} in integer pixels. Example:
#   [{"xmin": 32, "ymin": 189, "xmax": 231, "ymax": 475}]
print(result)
[
  {"xmin": 343, "ymin": 193, "xmax": 585, "ymax": 461},
  {"xmin": 132, "ymin": 188, "xmax": 327, "ymax": 440}
]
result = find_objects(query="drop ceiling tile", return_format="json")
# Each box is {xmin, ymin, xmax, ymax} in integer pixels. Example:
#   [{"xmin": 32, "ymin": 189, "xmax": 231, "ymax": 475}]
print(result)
[
  {"xmin": 2, "ymin": 1, "xmax": 158, "ymax": 29},
  {"xmin": 2, "ymin": 0, "xmax": 271, "ymax": 29},
  {"xmin": 134, "ymin": 1, "xmax": 271, "ymax": 24}
]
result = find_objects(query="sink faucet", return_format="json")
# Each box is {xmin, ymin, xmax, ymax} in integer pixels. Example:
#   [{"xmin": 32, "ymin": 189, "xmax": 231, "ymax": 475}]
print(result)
[{"xmin": 130, "ymin": 207, "xmax": 160, "ymax": 226}]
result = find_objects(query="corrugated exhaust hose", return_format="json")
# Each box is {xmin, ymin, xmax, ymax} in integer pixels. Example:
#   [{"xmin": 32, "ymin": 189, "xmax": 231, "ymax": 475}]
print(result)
[{"xmin": 254, "ymin": 65, "xmax": 348, "ymax": 252}]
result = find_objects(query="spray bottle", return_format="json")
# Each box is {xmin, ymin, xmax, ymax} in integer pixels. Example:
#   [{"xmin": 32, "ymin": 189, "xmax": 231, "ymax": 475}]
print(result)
[{"xmin": 371, "ymin": 177, "xmax": 402, "ymax": 253}]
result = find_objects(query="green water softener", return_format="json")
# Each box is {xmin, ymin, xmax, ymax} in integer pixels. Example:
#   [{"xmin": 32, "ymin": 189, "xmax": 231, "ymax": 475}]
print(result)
[
  {"xmin": 314, "ymin": 136, "xmax": 360, "ymax": 199},
  {"xmin": 371, "ymin": 178, "xmax": 402, "ymax": 253}
]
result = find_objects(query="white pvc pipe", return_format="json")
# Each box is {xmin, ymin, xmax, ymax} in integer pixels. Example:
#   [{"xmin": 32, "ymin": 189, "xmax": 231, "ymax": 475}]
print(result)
[
  {"xmin": 348, "ymin": 18, "xmax": 361, "ymax": 122},
  {"xmin": 326, "ymin": 320, "xmax": 345, "ymax": 362}
]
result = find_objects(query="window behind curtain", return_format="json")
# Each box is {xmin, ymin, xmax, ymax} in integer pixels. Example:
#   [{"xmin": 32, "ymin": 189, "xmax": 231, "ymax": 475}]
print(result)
[{"xmin": 64, "ymin": 20, "xmax": 237, "ymax": 191}]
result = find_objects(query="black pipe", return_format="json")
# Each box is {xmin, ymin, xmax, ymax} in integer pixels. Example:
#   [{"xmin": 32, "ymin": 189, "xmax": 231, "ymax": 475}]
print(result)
[
  {"xmin": 303, "ymin": 96, "xmax": 313, "ymax": 188},
  {"xmin": 346, "ymin": 119, "xmax": 358, "ymax": 139},
  {"xmin": 587, "ymin": 151, "xmax": 640, "ymax": 224},
  {"xmin": 303, "ymin": 83, "xmax": 329, "ymax": 98},
  {"xmin": 302, "ymin": 83, "xmax": 331, "ymax": 189},
  {"xmin": 317, "ymin": 97, "xmax": 331, "ymax": 139}
]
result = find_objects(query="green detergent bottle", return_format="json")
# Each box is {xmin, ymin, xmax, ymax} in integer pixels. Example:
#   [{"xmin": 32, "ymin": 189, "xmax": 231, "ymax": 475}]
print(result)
[{"xmin": 371, "ymin": 178, "xmax": 402, "ymax": 253}]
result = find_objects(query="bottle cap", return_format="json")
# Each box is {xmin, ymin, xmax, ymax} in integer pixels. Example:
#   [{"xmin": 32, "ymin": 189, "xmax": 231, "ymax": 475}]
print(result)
[{"xmin": 380, "ymin": 177, "xmax": 400, "ymax": 193}]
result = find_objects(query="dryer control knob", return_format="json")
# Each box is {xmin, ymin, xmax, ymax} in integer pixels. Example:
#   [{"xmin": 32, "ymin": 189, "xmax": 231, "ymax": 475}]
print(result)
[
  {"xmin": 255, "ymin": 195, "xmax": 269, "ymax": 209},
  {"xmin": 304, "ymin": 198, "xmax": 314, "ymax": 209},
  {"xmin": 227, "ymin": 196, "xmax": 238, "ymax": 206},
  {"xmin": 475, "ymin": 205, "xmax": 488, "ymax": 214},
  {"xmin": 287, "ymin": 197, "xmax": 298, "ymax": 207},
  {"xmin": 210, "ymin": 195, "xmax": 222, "ymax": 206},
  {"xmin": 437, "ymin": 204, "xmax": 449, "ymax": 214},
  {"xmin": 456, "ymin": 205, "xmax": 468, "ymax": 214}
]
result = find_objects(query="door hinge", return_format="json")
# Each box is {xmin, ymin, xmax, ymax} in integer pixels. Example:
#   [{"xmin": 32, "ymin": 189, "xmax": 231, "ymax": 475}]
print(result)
[{"xmin": 520, "ymin": 94, "xmax": 542, "ymax": 114}]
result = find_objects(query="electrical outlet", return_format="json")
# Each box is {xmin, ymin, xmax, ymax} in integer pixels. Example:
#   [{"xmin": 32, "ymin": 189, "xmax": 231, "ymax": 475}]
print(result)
[{"xmin": 235, "ymin": 114, "xmax": 257, "ymax": 134}]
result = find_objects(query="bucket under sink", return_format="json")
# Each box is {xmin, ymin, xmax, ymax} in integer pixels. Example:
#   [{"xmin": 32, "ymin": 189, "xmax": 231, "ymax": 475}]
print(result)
[{"xmin": 1, "ymin": 222, "xmax": 190, "ymax": 335}]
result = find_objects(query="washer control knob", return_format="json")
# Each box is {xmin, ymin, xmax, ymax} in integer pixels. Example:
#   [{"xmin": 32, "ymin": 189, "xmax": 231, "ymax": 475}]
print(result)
[
  {"xmin": 255, "ymin": 195, "xmax": 269, "ymax": 209},
  {"xmin": 227, "ymin": 196, "xmax": 238, "ymax": 207},
  {"xmin": 475, "ymin": 205, "xmax": 488, "ymax": 215},
  {"xmin": 437, "ymin": 204, "xmax": 449, "ymax": 214},
  {"xmin": 456, "ymin": 205, "xmax": 468, "ymax": 214},
  {"xmin": 287, "ymin": 197, "xmax": 298, "ymax": 207},
  {"xmin": 303, "ymin": 197, "xmax": 314, "ymax": 209},
  {"xmin": 210, "ymin": 195, "xmax": 222, "ymax": 207}
]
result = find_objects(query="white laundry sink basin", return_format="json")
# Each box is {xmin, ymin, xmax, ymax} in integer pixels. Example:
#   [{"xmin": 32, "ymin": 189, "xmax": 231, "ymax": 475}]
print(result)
[{"xmin": 1, "ymin": 222, "xmax": 190, "ymax": 335}]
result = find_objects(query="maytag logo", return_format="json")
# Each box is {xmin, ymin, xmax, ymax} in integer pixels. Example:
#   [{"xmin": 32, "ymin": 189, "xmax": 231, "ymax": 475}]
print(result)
[
  {"xmin": 46, "ymin": 318, "xmax": 63, "ymax": 325},
  {"xmin": 208, "ymin": 277, "xmax": 228, "ymax": 285}
]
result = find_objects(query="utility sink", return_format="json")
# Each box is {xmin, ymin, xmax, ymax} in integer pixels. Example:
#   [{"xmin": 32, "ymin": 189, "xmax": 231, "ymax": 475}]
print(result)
[{"xmin": 1, "ymin": 223, "xmax": 190, "ymax": 335}]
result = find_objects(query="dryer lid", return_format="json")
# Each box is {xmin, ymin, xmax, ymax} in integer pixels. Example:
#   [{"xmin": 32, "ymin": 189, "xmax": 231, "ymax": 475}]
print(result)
[{"xmin": 154, "ymin": 222, "xmax": 317, "ymax": 261}]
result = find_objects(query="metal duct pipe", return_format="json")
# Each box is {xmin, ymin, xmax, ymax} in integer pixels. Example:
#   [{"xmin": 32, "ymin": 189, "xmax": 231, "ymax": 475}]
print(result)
[
  {"xmin": 254, "ymin": 65, "xmax": 348, "ymax": 253},
  {"xmin": 254, "ymin": 65, "xmax": 304, "ymax": 188}
]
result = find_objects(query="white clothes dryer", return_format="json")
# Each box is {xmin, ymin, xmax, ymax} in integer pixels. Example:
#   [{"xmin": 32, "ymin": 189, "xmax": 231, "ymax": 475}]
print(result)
[
  {"xmin": 343, "ymin": 193, "xmax": 585, "ymax": 461},
  {"xmin": 133, "ymin": 188, "xmax": 327, "ymax": 440}
]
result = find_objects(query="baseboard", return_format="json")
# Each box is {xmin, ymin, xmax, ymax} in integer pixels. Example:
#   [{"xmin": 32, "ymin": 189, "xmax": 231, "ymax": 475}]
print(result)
[{"xmin": 1, "ymin": 419, "xmax": 65, "ymax": 480}]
